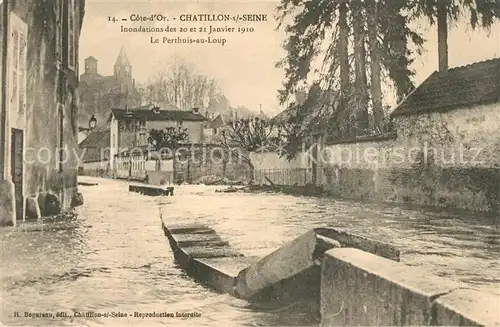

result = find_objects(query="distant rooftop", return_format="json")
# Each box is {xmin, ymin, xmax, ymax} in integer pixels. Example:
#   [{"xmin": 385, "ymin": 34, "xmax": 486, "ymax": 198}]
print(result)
[
  {"xmin": 110, "ymin": 107, "xmax": 207, "ymax": 122},
  {"xmin": 391, "ymin": 58, "xmax": 500, "ymax": 117}
]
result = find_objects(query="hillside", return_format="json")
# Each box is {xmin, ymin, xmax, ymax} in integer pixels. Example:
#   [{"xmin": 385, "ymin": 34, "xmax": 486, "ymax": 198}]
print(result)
[{"xmin": 205, "ymin": 94, "xmax": 269, "ymax": 121}]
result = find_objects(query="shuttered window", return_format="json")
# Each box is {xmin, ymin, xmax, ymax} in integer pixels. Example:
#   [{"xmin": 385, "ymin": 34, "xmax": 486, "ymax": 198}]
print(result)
[
  {"xmin": 68, "ymin": 0, "xmax": 78, "ymax": 70},
  {"xmin": 56, "ymin": 0, "xmax": 63, "ymax": 63},
  {"xmin": 9, "ymin": 13, "xmax": 28, "ymax": 117}
]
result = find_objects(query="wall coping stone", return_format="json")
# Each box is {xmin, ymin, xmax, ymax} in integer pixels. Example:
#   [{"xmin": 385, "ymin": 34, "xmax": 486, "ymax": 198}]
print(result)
[
  {"xmin": 320, "ymin": 248, "xmax": 499, "ymax": 326},
  {"xmin": 325, "ymin": 131, "xmax": 397, "ymax": 146}
]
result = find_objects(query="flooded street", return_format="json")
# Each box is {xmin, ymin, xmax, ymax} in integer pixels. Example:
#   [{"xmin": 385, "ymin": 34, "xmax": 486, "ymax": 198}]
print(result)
[{"xmin": 1, "ymin": 177, "xmax": 499, "ymax": 326}]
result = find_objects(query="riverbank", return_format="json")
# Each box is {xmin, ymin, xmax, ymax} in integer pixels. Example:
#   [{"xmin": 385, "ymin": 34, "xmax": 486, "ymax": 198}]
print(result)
[{"xmin": 239, "ymin": 183, "xmax": 500, "ymax": 219}]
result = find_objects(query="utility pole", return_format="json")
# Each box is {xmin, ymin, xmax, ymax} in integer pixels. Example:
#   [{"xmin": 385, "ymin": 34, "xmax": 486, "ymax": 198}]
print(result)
[{"xmin": 0, "ymin": 0, "xmax": 9, "ymax": 180}]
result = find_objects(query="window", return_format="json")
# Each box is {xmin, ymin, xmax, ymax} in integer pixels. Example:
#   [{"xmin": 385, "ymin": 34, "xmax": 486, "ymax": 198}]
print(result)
[
  {"xmin": 57, "ymin": 104, "xmax": 64, "ymax": 172},
  {"xmin": 56, "ymin": 0, "xmax": 63, "ymax": 63},
  {"xmin": 138, "ymin": 130, "xmax": 147, "ymax": 146},
  {"xmin": 67, "ymin": 0, "xmax": 78, "ymax": 70},
  {"xmin": 9, "ymin": 13, "xmax": 28, "ymax": 117}
]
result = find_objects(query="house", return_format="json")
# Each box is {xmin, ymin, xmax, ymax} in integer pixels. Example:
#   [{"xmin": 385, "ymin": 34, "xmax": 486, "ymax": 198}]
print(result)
[
  {"xmin": 389, "ymin": 58, "xmax": 500, "ymax": 119},
  {"xmin": 106, "ymin": 105, "xmax": 207, "ymax": 171},
  {"xmin": 77, "ymin": 124, "xmax": 111, "ymax": 174},
  {"xmin": 0, "ymin": 0, "xmax": 86, "ymax": 225},
  {"xmin": 203, "ymin": 113, "xmax": 227, "ymax": 142},
  {"xmin": 78, "ymin": 47, "xmax": 142, "ymax": 129}
]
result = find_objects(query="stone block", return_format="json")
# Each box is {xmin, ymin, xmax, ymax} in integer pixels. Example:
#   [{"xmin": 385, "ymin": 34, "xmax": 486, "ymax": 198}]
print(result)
[
  {"xmin": 77, "ymin": 182, "xmax": 98, "ymax": 186},
  {"xmin": 71, "ymin": 192, "xmax": 84, "ymax": 207},
  {"xmin": 321, "ymin": 248, "xmax": 459, "ymax": 326},
  {"xmin": 146, "ymin": 171, "xmax": 173, "ymax": 186},
  {"xmin": 0, "ymin": 180, "xmax": 15, "ymax": 226},
  {"xmin": 315, "ymin": 227, "xmax": 400, "ymax": 261},
  {"xmin": 433, "ymin": 288, "xmax": 500, "ymax": 327},
  {"xmin": 162, "ymin": 222, "xmax": 255, "ymax": 297},
  {"xmin": 25, "ymin": 196, "xmax": 41, "ymax": 219},
  {"xmin": 164, "ymin": 223, "xmax": 215, "ymax": 235},
  {"xmin": 235, "ymin": 229, "xmax": 341, "ymax": 301},
  {"xmin": 181, "ymin": 245, "xmax": 244, "ymax": 259},
  {"xmin": 191, "ymin": 257, "xmax": 258, "ymax": 296},
  {"xmin": 172, "ymin": 233, "xmax": 228, "ymax": 247},
  {"xmin": 129, "ymin": 184, "xmax": 174, "ymax": 196}
]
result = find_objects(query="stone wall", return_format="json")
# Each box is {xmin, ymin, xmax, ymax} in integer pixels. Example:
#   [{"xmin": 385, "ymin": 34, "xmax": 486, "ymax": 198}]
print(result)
[
  {"xmin": 250, "ymin": 102, "xmax": 500, "ymax": 214},
  {"xmin": 22, "ymin": 2, "xmax": 82, "ymax": 215},
  {"xmin": 318, "ymin": 103, "xmax": 500, "ymax": 214},
  {"xmin": 173, "ymin": 144, "xmax": 250, "ymax": 183},
  {"xmin": 0, "ymin": 2, "xmax": 85, "ymax": 224},
  {"xmin": 249, "ymin": 151, "xmax": 313, "ymax": 185}
]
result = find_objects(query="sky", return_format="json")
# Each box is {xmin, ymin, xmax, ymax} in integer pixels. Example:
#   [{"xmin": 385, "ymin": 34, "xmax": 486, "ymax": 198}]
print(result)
[{"xmin": 79, "ymin": 0, "xmax": 499, "ymax": 117}]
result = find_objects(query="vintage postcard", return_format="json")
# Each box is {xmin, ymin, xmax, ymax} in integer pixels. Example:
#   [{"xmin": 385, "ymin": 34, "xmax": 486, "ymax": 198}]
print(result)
[{"xmin": 0, "ymin": 0, "xmax": 499, "ymax": 326}]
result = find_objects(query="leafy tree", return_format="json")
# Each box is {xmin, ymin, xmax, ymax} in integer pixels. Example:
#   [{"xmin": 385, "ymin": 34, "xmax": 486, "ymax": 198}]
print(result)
[
  {"xmin": 408, "ymin": 0, "xmax": 498, "ymax": 71},
  {"xmin": 275, "ymin": 0, "xmax": 425, "ymax": 141},
  {"xmin": 148, "ymin": 126, "xmax": 189, "ymax": 152},
  {"xmin": 148, "ymin": 126, "xmax": 189, "ymax": 182}
]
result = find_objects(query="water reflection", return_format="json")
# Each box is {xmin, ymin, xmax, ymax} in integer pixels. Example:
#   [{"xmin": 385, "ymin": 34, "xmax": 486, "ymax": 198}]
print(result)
[{"xmin": 1, "ymin": 177, "xmax": 499, "ymax": 327}]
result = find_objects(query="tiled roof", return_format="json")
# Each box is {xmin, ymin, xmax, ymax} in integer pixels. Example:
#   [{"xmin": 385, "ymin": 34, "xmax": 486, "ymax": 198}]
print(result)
[
  {"xmin": 110, "ymin": 108, "xmax": 207, "ymax": 122},
  {"xmin": 78, "ymin": 124, "xmax": 111, "ymax": 163},
  {"xmin": 391, "ymin": 58, "xmax": 500, "ymax": 117},
  {"xmin": 78, "ymin": 129, "xmax": 110, "ymax": 148}
]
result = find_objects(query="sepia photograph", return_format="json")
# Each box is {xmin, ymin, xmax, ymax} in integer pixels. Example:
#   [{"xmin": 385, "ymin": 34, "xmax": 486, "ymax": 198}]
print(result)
[{"xmin": 0, "ymin": 0, "xmax": 499, "ymax": 326}]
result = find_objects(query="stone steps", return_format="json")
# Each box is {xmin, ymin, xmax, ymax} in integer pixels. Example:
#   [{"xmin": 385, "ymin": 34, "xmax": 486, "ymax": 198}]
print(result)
[
  {"xmin": 161, "ymin": 219, "xmax": 257, "ymax": 297},
  {"xmin": 159, "ymin": 214, "xmax": 498, "ymax": 326}
]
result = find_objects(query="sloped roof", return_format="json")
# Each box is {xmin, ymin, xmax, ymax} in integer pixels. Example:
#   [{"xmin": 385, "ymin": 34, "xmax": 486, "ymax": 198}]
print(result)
[
  {"xmin": 78, "ymin": 129, "xmax": 110, "ymax": 148},
  {"xmin": 135, "ymin": 102, "xmax": 180, "ymax": 111},
  {"xmin": 115, "ymin": 46, "xmax": 131, "ymax": 67},
  {"xmin": 391, "ymin": 58, "xmax": 500, "ymax": 117},
  {"xmin": 110, "ymin": 108, "xmax": 207, "ymax": 122},
  {"xmin": 209, "ymin": 114, "xmax": 226, "ymax": 129},
  {"xmin": 271, "ymin": 108, "xmax": 292, "ymax": 124}
]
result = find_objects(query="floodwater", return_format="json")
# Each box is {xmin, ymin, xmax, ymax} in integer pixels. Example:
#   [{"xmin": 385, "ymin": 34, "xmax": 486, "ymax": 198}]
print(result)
[{"xmin": 1, "ymin": 177, "xmax": 499, "ymax": 327}]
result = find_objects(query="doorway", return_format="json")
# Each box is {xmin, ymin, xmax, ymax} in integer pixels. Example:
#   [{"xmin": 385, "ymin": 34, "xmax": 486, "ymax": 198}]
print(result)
[{"xmin": 11, "ymin": 128, "xmax": 24, "ymax": 221}]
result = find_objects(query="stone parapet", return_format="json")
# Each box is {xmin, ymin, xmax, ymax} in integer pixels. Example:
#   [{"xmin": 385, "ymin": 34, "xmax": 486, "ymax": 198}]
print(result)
[{"xmin": 320, "ymin": 248, "xmax": 500, "ymax": 326}]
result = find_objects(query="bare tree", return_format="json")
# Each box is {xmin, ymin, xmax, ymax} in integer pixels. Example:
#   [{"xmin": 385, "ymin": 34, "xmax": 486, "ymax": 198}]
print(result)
[
  {"xmin": 141, "ymin": 59, "xmax": 219, "ymax": 110},
  {"xmin": 218, "ymin": 118, "xmax": 279, "ymax": 183}
]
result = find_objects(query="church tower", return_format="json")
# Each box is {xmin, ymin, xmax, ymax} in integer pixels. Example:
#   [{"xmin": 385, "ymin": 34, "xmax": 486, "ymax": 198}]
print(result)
[
  {"xmin": 84, "ymin": 56, "xmax": 98, "ymax": 74},
  {"xmin": 113, "ymin": 46, "xmax": 132, "ymax": 80}
]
